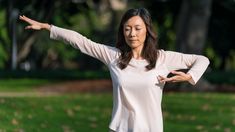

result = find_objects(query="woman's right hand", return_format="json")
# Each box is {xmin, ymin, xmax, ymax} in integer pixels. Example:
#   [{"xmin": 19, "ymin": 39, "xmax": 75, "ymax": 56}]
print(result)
[{"xmin": 19, "ymin": 15, "xmax": 51, "ymax": 31}]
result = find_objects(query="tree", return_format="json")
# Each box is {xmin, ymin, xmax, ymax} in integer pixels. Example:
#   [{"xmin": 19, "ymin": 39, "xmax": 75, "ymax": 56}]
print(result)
[
  {"xmin": 1, "ymin": 0, "xmax": 128, "ymax": 70},
  {"xmin": 208, "ymin": 0, "xmax": 235, "ymax": 70},
  {"xmin": 175, "ymin": 0, "xmax": 212, "ymax": 54}
]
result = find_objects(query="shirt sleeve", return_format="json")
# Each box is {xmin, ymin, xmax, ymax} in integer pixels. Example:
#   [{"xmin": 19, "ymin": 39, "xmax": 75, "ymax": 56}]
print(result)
[
  {"xmin": 50, "ymin": 25, "xmax": 120, "ymax": 65},
  {"xmin": 159, "ymin": 50, "xmax": 210, "ymax": 85}
]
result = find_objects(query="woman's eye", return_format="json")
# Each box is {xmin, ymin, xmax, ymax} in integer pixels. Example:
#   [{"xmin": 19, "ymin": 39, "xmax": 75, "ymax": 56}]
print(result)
[
  {"xmin": 136, "ymin": 28, "xmax": 141, "ymax": 31},
  {"xmin": 125, "ymin": 29, "xmax": 130, "ymax": 31}
]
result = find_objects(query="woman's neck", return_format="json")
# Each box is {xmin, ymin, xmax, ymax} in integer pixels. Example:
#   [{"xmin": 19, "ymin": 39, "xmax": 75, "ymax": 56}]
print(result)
[{"xmin": 132, "ymin": 48, "xmax": 144, "ymax": 60}]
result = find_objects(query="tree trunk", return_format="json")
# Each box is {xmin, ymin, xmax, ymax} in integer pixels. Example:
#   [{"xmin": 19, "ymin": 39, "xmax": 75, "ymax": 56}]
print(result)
[
  {"xmin": 17, "ymin": 0, "xmax": 55, "ymax": 64},
  {"xmin": 176, "ymin": 0, "xmax": 212, "ymax": 54},
  {"xmin": 175, "ymin": 0, "xmax": 213, "ymax": 91}
]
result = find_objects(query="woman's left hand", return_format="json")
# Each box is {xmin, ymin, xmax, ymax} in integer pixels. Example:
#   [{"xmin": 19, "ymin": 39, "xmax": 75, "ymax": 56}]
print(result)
[{"xmin": 157, "ymin": 70, "xmax": 192, "ymax": 83}]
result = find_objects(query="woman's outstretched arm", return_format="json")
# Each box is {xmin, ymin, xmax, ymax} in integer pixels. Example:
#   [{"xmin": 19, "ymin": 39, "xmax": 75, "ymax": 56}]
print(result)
[
  {"xmin": 19, "ymin": 15, "xmax": 120, "ymax": 65},
  {"xmin": 19, "ymin": 15, "xmax": 51, "ymax": 31}
]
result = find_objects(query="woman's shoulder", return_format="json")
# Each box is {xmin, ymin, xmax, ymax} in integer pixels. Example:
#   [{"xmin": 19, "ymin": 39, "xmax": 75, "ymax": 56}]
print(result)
[
  {"xmin": 157, "ymin": 49, "xmax": 183, "ymax": 57},
  {"xmin": 105, "ymin": 46, "xmax": 121, "ymax": 60},
  {"xmin": 157, "ymin": 49, "xmax": 167, "ymax": 58},
  {"xmin": 157, "ymin": 49, "xmax": 182, "ymax": 62}
]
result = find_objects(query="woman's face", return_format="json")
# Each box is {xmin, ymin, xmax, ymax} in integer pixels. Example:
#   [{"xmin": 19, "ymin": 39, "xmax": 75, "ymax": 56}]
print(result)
[{"xmin": 123, "ymin": 16, "xmax": 147, "ymax": 50}]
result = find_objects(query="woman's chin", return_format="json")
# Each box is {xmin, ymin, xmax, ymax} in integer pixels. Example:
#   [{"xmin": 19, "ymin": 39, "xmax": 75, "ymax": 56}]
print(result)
[{"xmin": 128, "ymin": 44, "xmax": 143, "ymax": 49}]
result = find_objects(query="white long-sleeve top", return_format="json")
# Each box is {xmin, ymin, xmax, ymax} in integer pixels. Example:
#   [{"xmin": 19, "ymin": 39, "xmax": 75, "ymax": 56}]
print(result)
[{"xmin": 50, "ymin": 25, "xmax": 210, "ymax": 132}]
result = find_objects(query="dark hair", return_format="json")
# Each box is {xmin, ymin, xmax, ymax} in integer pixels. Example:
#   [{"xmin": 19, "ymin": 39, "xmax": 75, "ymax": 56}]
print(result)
[{"xmin": 116, "ymin": 8, "xmax": 159, "ymax": 71}]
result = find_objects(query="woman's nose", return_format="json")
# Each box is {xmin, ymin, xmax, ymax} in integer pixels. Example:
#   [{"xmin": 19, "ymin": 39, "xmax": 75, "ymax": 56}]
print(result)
[{"xmin": 130, "ymin": 30, "xmax": 136, "ymax": 37}]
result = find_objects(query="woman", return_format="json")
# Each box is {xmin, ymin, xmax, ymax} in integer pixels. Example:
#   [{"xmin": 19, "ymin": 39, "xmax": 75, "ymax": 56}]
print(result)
[{"xmin": 20, "ymin": 8, "xmax": 209, "ymax": 132}]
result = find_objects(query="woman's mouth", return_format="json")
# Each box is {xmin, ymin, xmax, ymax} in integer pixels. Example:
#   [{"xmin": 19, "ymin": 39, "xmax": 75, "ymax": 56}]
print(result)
[{"xmin": 129, "ymin": 39, "xmax": 137, "ymax": 41}]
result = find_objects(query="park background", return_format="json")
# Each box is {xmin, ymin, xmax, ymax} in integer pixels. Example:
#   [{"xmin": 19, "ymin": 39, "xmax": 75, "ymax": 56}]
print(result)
[{"xmin": 0, "ymin": 0, "xmax": 234, "ymax": 132}]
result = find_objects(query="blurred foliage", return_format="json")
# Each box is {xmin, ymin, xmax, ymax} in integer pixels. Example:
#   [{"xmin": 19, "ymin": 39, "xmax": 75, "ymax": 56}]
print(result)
[
  {"xmin": 0, "ymin": 69, "xmax": 234, "ymax": 85},
  {"xmin": 204, "ymin": 70, "xmax": 235, "ymax": 85},
  {"xmin": 0, "ymin": 9, "xmax": 9, "ymax": 68},
  {"xmin": 207, "ymin": 0, "xmax": 235, "ymax": 70},
  {"xmin": 0, "ymin": 69, "xmax": 110, "ymax": 80},
  {"xmin": 145, "ymin": 0, "xmax": 182, "ymax": 50},
  {"xmin": 0, "ymin": 0, "xmax": 234, "ymax": 71}
]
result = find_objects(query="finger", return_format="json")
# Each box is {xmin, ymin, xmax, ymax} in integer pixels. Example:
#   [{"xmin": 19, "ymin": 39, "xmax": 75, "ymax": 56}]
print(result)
[
  {"xmin": 168, "ymin": 75, "xmax": 186, "ymax": 83},
  {"xmin": 161, "ymin": 75, "xmax": 179, "ymax": 83},
  {"xmin": 159, "ymin": 79, "xmax": 165, "ymax": 83},
  {"xmin": 24, "ymin": 16, "xmax": 33, "ymax": 23},
  {"xmin": 171, "ymin": 70, "xmax": 184, "ymax": 76},
  {"xmin": 164, "ymin": 77, "xmax": 174, "ymax": 82},
  {"xmin": 22, "ymin": 15, "xmax": 29, "ymax": 19},
  {"xmin": 158, "ymin": 75, "xmax": 166, "ymax": 79},
  {"xmin": 157, "ymin": 75, "xmax": 165, "ymax": 83},
  {"xmin": 19, "ymin": 15, "xmax": 26, "ymax": 21},
  {"xmin": 157, "ymin": 76, "xmax": 163, "ymax": 82},
  {"xmin": 20, "ymin": 15, "xmax": 27, "ymax": 20},
  {"xmin": 19, "ymin": 15, "xmax": 30, "ymax": 22},
  {"xmin": 158, "ymin": 75, "xmax": 166, "ymax": 82},
  {"xmin": 21, "ymin": 15, "xmax": 35, "ymax": 24},
  {"xmin": 158, "ymin": 75, "xmax": 174, "ymax": 83},
  {"xmin": 25, "ymin": 26, "xmax": 33, "ymax": 29}
]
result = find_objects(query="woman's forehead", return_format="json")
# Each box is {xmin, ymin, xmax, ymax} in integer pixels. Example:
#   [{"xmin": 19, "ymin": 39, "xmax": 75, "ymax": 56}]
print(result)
[{"xmin": 124, "ymin": 16, "xmax": 146, "ymax": 27}]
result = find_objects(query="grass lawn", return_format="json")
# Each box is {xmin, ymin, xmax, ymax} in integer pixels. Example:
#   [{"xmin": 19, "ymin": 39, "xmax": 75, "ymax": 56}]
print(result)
[
  {"xmin": 0, "ymin": 79, "xmax": 234, "ymax": 131},
  {"xmin": 0, "ymin": 94, "xmax": 112, "ymax": 132},
  {"xmin": 0, "ymin": 79, "xmax": 54, "ymax": 92},
  {"xmin": 162, "ymin": 92, "xmax": 235, "ymax": 132}
]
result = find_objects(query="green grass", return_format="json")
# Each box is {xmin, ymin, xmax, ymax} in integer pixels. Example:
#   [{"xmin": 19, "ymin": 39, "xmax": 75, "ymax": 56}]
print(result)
[
  {"xmin": 0, "ymin": 93, "xmax": 113, "ymax": 132},
  {"xmin": 0, "ymin": 79, "xmax": 234, "ymax": 131},
  {"xmin": 0, "ymin": 93, "xmax": 234, "ymax": 132},
  {"xmin": 0, "ymin": 79, "xmax": 53, "ymax": 91},
  {"xmin": 162, "ymin": 92, "xmax": 235, "ymax": 132}
]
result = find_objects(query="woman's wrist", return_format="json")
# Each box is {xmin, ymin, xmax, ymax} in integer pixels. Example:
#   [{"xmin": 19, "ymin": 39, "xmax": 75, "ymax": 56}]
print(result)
[
  {"xmin": 186, "ymin": 73, "xmax": 196, "ymax": 85},
  {"xmin": 41, "ymin": 23, "xmax": 51, "ymax": 31},
  {"xmin": 186, "ymin": 73, "xmax": 192, "ymax": 81}
]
